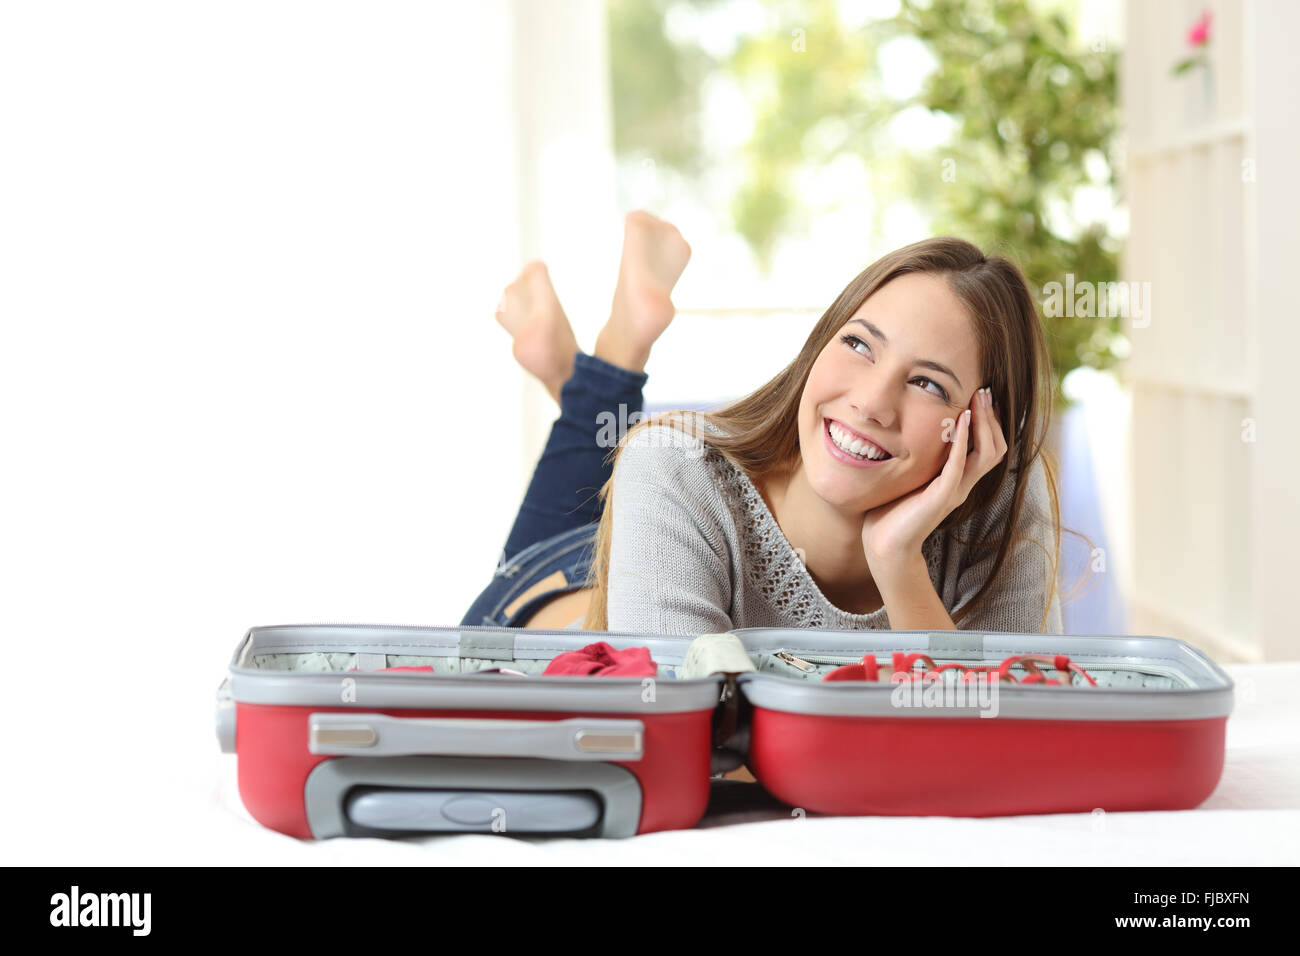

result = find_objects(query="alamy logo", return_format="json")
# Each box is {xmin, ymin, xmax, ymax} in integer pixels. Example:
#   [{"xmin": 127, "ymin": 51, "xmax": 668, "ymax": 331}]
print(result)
[
  {"xmin": 1041, "ymin": 273, "xmax": 1151, "ymax": 328},
  {"xmin": 597, "ymin": 406, "xmax": 710, "ymax": 458},
  {"xmin": 49, "ymin": 886, "xmax": 151, "ymax": 936},
  {"xmin": 889, "ymin": 672, "xmax": 1001, "ymax": 718}
]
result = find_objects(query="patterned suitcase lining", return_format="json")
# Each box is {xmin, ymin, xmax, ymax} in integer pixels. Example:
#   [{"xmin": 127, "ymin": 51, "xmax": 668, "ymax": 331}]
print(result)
[
  {"xmin": 249, "ymin": 652, "xmax": 579, "ymax": 677},
  {"xmin": 246, "ymin": 650, "xmax": 1190, "ymax": 689},
  {"xmin": 752, "ymin": 652, "xmax": 1188, "ymax": 688}
]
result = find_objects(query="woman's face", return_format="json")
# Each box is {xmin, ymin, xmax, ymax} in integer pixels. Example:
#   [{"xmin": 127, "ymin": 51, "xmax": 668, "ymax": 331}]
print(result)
[{"xmin": 797, "ymin": 271, "xmax": 984, "ymax": 513}]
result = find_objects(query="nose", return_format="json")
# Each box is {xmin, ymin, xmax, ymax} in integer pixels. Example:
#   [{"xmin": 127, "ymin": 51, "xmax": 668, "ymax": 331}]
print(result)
[{"xmin": 848, "ymin": 375, "xmax": 898, "ymax": 430}]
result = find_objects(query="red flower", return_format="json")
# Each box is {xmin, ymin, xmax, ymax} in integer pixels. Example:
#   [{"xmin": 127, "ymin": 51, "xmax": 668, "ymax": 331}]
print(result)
[{"xmin": 1187, "ymin": 9, "xmax": 1212, "ymax": 47}]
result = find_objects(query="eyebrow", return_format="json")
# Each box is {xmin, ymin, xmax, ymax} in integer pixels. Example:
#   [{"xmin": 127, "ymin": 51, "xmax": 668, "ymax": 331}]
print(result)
[{"xmin": 848, "ymin": 318, "xmax": 965, "ymax": 391}]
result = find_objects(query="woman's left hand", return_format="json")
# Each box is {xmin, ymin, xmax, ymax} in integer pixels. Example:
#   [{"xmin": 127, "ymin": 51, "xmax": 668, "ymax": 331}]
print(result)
[{"xmin": 860, "ymin": 387, "xmax": 1007, "ymax": 578}]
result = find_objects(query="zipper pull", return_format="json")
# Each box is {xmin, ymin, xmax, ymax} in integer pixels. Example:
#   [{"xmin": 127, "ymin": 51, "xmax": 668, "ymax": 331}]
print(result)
[{"xmin": 775, "ymin": 651, "xmax": 816, "ymax": 672}]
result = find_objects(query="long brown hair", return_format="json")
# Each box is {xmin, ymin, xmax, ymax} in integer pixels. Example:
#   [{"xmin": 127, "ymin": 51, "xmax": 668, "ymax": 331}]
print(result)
[{"xmin": 581, "ymin": 236, "xmax": 1091, "ymax": 632}]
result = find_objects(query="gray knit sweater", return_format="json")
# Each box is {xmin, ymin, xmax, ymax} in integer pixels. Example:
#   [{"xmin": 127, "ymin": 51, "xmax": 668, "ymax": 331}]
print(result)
[{"xmin": 567, "ymin": 416, "xmax": 1063, "ymax": 634}]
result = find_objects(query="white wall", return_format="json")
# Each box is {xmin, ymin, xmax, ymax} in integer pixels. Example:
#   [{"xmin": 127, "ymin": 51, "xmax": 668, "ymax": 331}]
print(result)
[
  {"xmin": 1122, "ymin": 0, "xmax": 1300, "ymax": 662},
  {"xmin": 0, "ymin": 0, "xmax": 624, "ymax": 863},
  {"xmin": 506, "ymin": 0, "xmax": 618, "ymax": 500},
  {"xmin": 0, "ymin": 1, "xmax": 552, "ymax": 685},
  {"xmin": 1244, "ymin": 0, "xmax": 1300, "ymax": 662}
]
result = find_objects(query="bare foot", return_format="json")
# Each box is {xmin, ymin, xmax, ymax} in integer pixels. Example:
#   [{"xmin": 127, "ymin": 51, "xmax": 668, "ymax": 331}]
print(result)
[
  {"xmin": 594, "ymin": 210, "xmax": 692, "ymax": 373},
  {"xmin": 494, "ymin": 260, "xmax": 580, "ymax": 404}
]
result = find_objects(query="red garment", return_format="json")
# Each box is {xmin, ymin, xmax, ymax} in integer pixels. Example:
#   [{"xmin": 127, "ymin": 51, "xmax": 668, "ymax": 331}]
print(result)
[
  {"xmin": 543, "ymin": 641, "xmax": 658, "ymax": 677},
  {"xmin": 823, "ymin": 655, "xmax": 879, "ymax": 682}
]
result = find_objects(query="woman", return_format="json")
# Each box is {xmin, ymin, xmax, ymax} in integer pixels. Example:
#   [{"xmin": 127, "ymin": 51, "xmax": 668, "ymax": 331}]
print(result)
[{"xmin": 461, "ymin": 210, "xmax": 1073, "ymax": 635}]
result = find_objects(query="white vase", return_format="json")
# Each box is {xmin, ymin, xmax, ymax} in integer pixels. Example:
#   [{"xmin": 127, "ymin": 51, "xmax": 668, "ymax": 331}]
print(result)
[
  {"xmin": 1183, "ymin": 58, "xmax": 1216, "ymax": 128},
  {"xmin": 1201, "ymin": 58, "xmax": 1216, "ymax": 122}
]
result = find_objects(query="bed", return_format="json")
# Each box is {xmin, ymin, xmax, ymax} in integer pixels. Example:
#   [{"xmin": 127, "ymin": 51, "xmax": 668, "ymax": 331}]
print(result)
[{"xmin": 198, "ymin": 660, "xmax": 1300, "ymax": 865}]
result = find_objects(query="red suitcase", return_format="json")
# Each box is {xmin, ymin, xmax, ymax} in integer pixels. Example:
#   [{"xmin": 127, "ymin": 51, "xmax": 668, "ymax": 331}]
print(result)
[
  {"xmin": 216, "ymin": 623, "xmax": 1233, "ymax": 837},
  {"xmin": 216, "ymin": 624, "xmax": 724, "ymax": 838},
  {"xmin": 732, "ymin": 628, "xmax": 1234, "ymax": 817}
]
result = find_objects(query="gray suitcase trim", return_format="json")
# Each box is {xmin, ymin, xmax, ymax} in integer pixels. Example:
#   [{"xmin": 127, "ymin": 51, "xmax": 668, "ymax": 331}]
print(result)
[
  {"xmin": 304, "ymin": 756, "xmax": 642, "ymax": 838},
  {"xmin": 232, "ymin": 623, "xmax": 704, "ymax": 665},
  {"xmin": 226, "ymin": 624, "xmax": 723, "ymax": 714},
  {"xmin": 308, "ymin": 713, "xmax": 645, "ymax": 761},
  {"xmin": 229, "ymin": 671, "xmax": 720, "ymax": 713},
  {"xmin": 732, "ymin": 629, "xmax": 1234, "ymax": 721}
]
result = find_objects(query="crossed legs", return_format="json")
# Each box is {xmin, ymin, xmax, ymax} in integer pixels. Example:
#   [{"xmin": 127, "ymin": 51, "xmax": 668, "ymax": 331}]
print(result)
[{"xmin": 493, "ymin": 211, "xmax": 693, "ymax": 562}]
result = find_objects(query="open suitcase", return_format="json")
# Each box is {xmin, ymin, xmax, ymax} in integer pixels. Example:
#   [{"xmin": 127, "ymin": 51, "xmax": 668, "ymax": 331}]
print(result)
[{"xmin": 215, "ymin": 623, "xmax": 1234, "ymax": 839}]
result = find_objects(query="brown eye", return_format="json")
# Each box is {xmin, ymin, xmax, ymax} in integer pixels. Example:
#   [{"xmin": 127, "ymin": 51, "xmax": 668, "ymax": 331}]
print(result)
[
  {"xmin": 913, "ymin": 377, "xmax": 949, "ymax": 401},
  {"xmin": 840, "ymin": 333, "xmax": 871, "ymax": 357}
]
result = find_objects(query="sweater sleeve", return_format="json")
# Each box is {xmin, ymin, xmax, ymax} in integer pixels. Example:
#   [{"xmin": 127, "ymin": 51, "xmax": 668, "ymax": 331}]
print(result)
[
  {"xmin": 605, "ymin": 424, "xmax": 735, "ymax": 635},
  {"xmin": 952, "ymin": 456, "xmax": 1064, "ymax": 634}
]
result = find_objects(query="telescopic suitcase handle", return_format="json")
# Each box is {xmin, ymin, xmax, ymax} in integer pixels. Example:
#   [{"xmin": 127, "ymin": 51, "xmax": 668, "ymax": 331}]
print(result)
[{"xmin": 307, "ymin": 713, "xmax": 645, "ymax": 761}]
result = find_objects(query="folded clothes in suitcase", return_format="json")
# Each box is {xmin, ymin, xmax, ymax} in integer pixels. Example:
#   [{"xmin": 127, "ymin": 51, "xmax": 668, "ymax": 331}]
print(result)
[{"xmin": 215, "ymin": 624, "xmax": 1234, "ymax": 839}]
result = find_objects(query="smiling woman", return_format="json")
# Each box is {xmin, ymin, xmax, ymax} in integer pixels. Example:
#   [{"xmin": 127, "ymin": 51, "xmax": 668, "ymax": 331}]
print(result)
[
  {"xmin": 578, "ymin": 234, "xmax": 1078, "ymax": 635},
  {"xmin": 460, "ymin": 217, "xmax": 1081, "ymax": 636}
]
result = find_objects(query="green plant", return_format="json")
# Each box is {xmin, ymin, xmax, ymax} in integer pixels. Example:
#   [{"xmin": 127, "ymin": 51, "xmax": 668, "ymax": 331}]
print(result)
[
  {"xmin": 607, "ymin": 0, "xmax": 716, "ymax": 176},
  {"xmin": 607, "ymin": 0, "xmax": 1124, "ymax": 409},
  {"xmin": 887, "ymin": 0, "xmax": 1123, "ymax": 409}
]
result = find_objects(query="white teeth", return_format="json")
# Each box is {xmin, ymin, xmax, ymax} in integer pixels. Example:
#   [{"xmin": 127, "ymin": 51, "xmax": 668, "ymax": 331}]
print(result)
[{"xmin": 829, "ymin": 421, "xmax": 889, "ymax": 460}]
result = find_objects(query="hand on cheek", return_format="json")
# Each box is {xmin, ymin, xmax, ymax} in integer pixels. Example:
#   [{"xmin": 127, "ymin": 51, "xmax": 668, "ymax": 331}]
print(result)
[
  {"xmin": 955, "ymin": 387, "xmax": 996, "ymax": 453},
  {"xmin": 863, "ymin": 386, "xmax": 1007, "ymax": 564},
  {"xmin": 967, "ymin": 386, "xmax": 1006, "ymax": 465}
]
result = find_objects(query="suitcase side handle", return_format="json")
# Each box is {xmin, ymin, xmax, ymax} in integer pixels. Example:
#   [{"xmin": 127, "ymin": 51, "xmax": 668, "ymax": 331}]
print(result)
[
  {"xmin": 307, "ymin": 714, "xmax": 644, "ymax": 762},
  {"xmin": 215, "ymin": 678, "xmax": 236, "ymax": 754}
]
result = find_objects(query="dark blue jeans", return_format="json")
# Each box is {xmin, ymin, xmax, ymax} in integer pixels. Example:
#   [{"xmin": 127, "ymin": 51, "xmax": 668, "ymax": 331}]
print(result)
[{"xmin": 459, "ymin": 351, "xmax": 649, "ymax": 628}]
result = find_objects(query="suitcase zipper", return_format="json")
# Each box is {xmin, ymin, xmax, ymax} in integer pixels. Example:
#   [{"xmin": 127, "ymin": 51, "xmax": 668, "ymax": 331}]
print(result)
[
  {"xmin": 774, "ymin": 651, "xmax": 864, "ymax": 669},
  {"xmin": 774, "ymin": 651, "xmax": 818, "ymax": 672}
]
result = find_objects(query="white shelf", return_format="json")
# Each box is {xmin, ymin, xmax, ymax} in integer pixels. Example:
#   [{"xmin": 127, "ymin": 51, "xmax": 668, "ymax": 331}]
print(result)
[
  {"xmin": 1121, "ymin": 0, "xmax": 1280, "ymax": 663},
  {"xmin": 1129, "ymin": 376, "xmax": 1253, "ymax": 400},
  {"xmin": 1129, "ymin": 118, "xmax": 1251, "ymax": 163}
]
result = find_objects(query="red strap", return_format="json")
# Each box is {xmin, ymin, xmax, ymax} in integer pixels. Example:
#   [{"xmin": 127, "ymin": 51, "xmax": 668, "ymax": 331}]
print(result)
[
  {"xmin": 822, "ymin": 651, "xmax": 1097, "ymax": 686},
  {"xmin": 862, "ymin": 654, "xmax": 879, "ymax": 681}
]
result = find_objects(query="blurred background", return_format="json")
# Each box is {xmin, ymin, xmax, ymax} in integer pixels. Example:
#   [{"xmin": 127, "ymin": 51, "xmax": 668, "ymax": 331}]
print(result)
[{"xmin": 3, "ymin": 0, "xmax": 1297, "ymax": 669}]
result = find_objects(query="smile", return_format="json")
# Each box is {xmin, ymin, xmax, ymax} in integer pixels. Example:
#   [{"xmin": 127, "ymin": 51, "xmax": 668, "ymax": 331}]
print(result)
[{"xmin": 824, "ymin": 418, "xmax": 893, "ymax": 466}]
